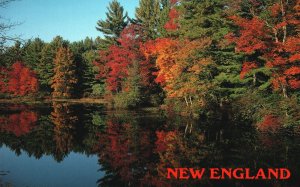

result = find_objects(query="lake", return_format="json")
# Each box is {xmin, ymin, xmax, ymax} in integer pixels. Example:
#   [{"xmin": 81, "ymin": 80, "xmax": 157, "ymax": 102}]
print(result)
[{"xmin": 0, "ymin": 103, "xmax": 299, "ymax": 187}]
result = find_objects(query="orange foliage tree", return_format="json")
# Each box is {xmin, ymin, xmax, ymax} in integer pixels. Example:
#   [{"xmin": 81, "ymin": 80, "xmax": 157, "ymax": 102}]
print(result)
[
  {"xmin": 142, "ymin": 38, "xmax": 212, "ymax": 107},
  {"xmin": 51, "ymin": 47, "xmax": 77, "ymax": 98},
  {"xmin": 51, "ymin": 103, "xmax": 77, "ymax": 160}
]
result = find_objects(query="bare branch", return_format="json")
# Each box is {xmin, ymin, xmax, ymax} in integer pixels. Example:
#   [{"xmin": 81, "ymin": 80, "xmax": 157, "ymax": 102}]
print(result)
[
  {"xmin": 0, "ymin": 0, "xmax": 22, "ymax": 50},
  {"xmin": 0, "ymin": 0, "xmax": 17, "ymax": 8}
]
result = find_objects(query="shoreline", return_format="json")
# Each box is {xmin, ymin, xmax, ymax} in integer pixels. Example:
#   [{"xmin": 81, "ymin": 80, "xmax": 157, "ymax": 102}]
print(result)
[{"xmin": 0, "ymin": 98, "xmax": 108, "ymax": 104}]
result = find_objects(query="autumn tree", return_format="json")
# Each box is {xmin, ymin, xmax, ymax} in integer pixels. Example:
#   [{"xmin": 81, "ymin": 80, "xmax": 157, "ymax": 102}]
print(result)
[
  {"xmin": 0, "ymin": 111, "xmax": 38, "ymax": 137},
  {"xmin": 51, "ymin": 102, "xmax": 77, "ymax": 161},
  {"xmin": 163, "ymin": 0, "xmax": 179, "ymax": 32},
  {"xmin": 51, "ymin": 47, "xmax": 77, "ymax": 98},
  {"xmin": 142, "ymin": 37, "xmax": 213, "ymax": 113},
  {"xmin": 227, "ymin": 0, "xmax": 300, "ymax": 98},
  {"xmin": 95, "ymin": 24, "xmax": 158, "ymax": 107},
  {"xmin": 6, "ymin": 62, "xmax": 39, "ymax": 96}
]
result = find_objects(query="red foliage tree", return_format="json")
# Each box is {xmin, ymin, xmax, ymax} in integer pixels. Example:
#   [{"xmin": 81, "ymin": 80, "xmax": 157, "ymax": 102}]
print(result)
[
  {"xmin": 96, "ymin": 119, "xmax": 154, "ymax": 184},
  {"xmin": 6, "ymin": 62, "xmax": 39, "ymax": 96},
  {"xmin": 240, "ymin": 62, "xmax": 258, "ymax": 79},
  {"xmin": 0, "ymin": 111, "xmax": 38, "ymax": 137},
  {"xmin": 257, "ymin": 114, "xmax": 282, "ymax": 132},
  {"xmin": 95, "ymin": 24, "xmax": 154, "ymax": 92},
  {"xmin": 164, "ymin": 0, "xmax": 180, "ymax": 31},
  {"xmin": 164, "ymin": 8, "xmax": 180, "ymax": 31},
  {"xmin": 227, "ymin": 1, "xmax": 300, "ymax": 97}
]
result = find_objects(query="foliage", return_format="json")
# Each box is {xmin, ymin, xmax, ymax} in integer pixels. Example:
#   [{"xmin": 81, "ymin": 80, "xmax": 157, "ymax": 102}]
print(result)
[
  {"xmin": 0, "ymin": 0, "xmax": 299, "ymax": 130},
  {"xmin": 92, "ymin": 84, "xmax": 105, "ymax": 97},
  {"xmin": 0, "ymin": 62, "xmax": 39, "ymax": 96},
  {"xmin": 37, "ymin": 36, "xmax": 68, "ymax": 93},
  {"xmin": 96, "ymin": 0, "xmax": 128, "ymax": 49},
  {"xmin": 0, "ymin": 110, "xmax": 38, "ymax": 137},
  {"xmin": 135, "ymin": 0, "xmax": 161, "ymax": 39},
  {"xmin": 227, "ymin": 0, "xmax": 300, "ymax": 97},
  {"xmin": 51, "ymin": 47, "xmax": 77, "ymax": 98}
]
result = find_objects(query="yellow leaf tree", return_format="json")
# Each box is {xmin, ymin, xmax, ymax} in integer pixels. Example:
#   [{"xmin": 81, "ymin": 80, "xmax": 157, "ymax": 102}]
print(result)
[{"xmin": 142, "ymin": 38, "xmax": 212, "ymax": 109}]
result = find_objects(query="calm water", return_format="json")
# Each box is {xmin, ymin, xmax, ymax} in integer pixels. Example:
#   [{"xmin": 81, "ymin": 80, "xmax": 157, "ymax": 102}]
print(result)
[{"xmin": 0, "ymin": 103, "xmax": 299, "ymax": 187}]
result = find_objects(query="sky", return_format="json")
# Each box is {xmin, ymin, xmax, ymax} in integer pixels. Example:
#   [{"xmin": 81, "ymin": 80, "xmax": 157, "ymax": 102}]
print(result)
[{"xmin": 1, "ymin": 0, "xmax": 139, "ymax": 42}]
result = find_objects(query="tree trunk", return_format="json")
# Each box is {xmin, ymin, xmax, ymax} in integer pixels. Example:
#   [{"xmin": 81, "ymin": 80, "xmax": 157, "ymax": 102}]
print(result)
[
  {"xmin": 273, "ymin": 28, "xmax": 279, "ymax": 43},
  {"xmin": 282, "ymin": 86, "xmax": 288, "ymax": 98},
  {"xmin": 281, "ymin": 0, "xmax": 287, "ymax": 43},
  {"xmin": 184, "ymin": 96, "xmax": 189, "ymax": 107}
]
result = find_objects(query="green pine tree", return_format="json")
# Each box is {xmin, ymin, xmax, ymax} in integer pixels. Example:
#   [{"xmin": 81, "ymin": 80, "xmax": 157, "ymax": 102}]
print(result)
[
  {"xmin": 179, "ymin": 0, "xmax": 231, "ymax": 41},
  {"xmin": 38, "ymin": 36, "xmax": 68, "ymax": 93},
  {"xmin": 135, "ymin": 0, "xmax": 161, "ymax": 40},
  {"xmin": 1, "ymin": 41, "xmax": 24, "ymax": 67},
  {"xmin": 157, "ymin": 0, "xmax": 171, "ymax": 37},
  {"xmin": 96, "ymin": 0, "xmax": 128, "ymax": 49},
  {"xmin": 23, "ymin": 38, "xmax": 45, "ymax": 70},
  {"xmin": 177, "ymin": 0, "xmax": 246, "ymax": 107}
]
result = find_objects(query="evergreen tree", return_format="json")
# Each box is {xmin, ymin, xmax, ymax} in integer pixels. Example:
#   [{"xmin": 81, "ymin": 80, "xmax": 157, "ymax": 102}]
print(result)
[
  {"xmin": 70, "ymin": 38, "xmax": 99, "ymax": 97},
  {"xmin": 82, "ymin": 49, "xmax": 100, "ymax": 95},
  {"xmin": 0, "ymin": 41, "xmax": 24, "ymax": 67},
  {"xmin": 135, "ymin": 0, "xmax": 161, "ymax": 39},
  {"xmin": 38, "ymin": 36, "xmax": 68, "ymax": 93},
  {"xmin": 96, "ymin": 0, "xmax": 128, "ymax": 49},
  {"xmin": 157, "ymin": 0, "xmax": 171, "ymax": 37},
  {"xmin": 179, "ymin": 0, "xmax": 231, "ymax": 41},
  {"xmin": 176, "ymin": 0, "xmax": 247, "ymax": 106},
  {"xmin": 23, "ymin": 38, "xmax": 45, "ymax": 70},
  {"xmin": 51, "ymin": 47, "xmax": 77, "ymax": 98}
]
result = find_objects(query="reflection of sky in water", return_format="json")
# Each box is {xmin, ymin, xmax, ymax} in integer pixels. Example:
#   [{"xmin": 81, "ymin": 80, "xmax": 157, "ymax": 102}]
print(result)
[{"xmin": 0, "ymin": 146, "xmax": 102, "ymax": 187}]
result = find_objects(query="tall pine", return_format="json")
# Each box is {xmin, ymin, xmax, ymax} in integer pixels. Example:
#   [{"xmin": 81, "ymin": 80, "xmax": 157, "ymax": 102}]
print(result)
[
  {"xmin": 24, "ymin": 38, "xmax": 45, "ymax": 70},
  {"xmin": 96, "ymin": 0, "xmax": 128, "ymax": 49},
  {"xmin": 177, "ymin": 0, "xmax": 247, "ymax": 106},
  {"xmin": 38, "ymin": 36, "xmax": 68, "ymax": 93},
  {"xmin": 135, "ymin": 0, "xmax": 161, "ymax": 39}
]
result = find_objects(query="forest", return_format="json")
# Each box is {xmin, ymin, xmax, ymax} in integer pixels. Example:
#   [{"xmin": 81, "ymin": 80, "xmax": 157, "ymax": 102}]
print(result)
[{"xmin": 0, "ymin": 0, "xmax": 299, "ymax": 129}]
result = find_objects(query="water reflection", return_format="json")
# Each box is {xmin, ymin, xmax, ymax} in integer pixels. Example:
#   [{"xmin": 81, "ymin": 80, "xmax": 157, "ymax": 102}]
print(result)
[
  {"xmin": 51, "ymin": 103, "xmax": 78, "ymax": 161},
  {"xmin": 0, "ymin": 110, "xmax": 37, "ymax": 137},
  {"xmin": 0, "ymin": 104, "xmax": 299, "ymax": 187}
]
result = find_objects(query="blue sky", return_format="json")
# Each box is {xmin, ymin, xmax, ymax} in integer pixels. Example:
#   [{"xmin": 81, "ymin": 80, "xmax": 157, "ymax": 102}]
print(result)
[{"xmin": 1, "ymin": 0, "xmax": 139, "ymax": 42}]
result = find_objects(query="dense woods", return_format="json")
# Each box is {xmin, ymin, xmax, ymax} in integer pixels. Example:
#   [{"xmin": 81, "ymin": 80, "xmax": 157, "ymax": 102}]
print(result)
[{"xmin": 0, "ymin": 0, "xmax": 299, "ymax": 129}]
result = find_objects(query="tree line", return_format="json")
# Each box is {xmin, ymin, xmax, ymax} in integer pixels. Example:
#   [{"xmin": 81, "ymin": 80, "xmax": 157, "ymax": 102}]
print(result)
[{"xmin": 0, "ymin": 0, "xmax": 299, "ymax": 128}]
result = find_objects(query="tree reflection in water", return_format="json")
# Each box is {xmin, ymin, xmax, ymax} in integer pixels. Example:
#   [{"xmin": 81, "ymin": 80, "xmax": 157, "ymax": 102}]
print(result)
[
  {"xmin": 0, "ymin": 109, "xmax": 37, "ymax": 137},
  {"xmin": 51, "ymin": 102, "xmax": 77, "ymax": 161},
  {"xmin": 0, "ymin": 104, "xmax": 299, "ymax": 187}
]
